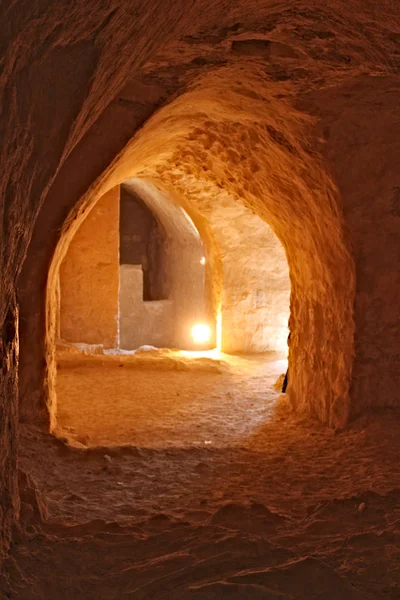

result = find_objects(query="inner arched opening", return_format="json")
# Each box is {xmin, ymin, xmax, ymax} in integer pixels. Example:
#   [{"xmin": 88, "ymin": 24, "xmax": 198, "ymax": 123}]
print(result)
[
  {"xmin": 57, "ymin": 182, "xmax": 213, "ymax": 352},
  {"xmin": 31, "ymin": 66, "xmax": 354, "ymax": 450},
  {"xmin": 52, "ymin": 175, "xmax": 291, "ymax": 447},
  {"xmin": 18, "ymin": 66, "xmax": 355, "ymax": 436}
]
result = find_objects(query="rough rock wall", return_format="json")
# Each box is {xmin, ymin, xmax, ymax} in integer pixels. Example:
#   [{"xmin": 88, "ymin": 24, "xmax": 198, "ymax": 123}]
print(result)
[
  {"xmin": 300, "ymin": 77, "xmax": 400, "ymax": 417},
  {"xmin": 59, "ymin": 187, "xmax": 120, "ymax": 348},
  {"xmin": 0, "ymin": 297, "xmax": 19, "ymax": 561},
  {"xmin": 208, "ymin": 196, "xmax": 290, "ymax": 353}
]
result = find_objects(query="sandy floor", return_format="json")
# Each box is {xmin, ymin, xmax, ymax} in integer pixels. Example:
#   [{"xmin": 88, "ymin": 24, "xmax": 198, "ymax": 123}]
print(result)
[
  {"xmin": 2, "ymin": 353, "xmax": 400, "ymax": 599},
  {"xmin": 54, "ymin": 352, "xmax": 288, "ymax": 448}
]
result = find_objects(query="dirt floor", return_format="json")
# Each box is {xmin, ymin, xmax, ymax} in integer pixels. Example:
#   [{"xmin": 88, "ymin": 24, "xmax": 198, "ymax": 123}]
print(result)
[
  {"xmin": 54, "ymin": 350, "xmax": 288, "ymax": 448},
  {"xmin": 2, "ymin": 351, "xmax": 400, "ymax": 599}
]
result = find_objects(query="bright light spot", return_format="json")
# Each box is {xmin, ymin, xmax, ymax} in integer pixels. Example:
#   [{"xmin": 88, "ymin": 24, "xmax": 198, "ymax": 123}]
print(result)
[
  {"xmin": 191, "ymin": 323, "xmax": 211, "ymax": 344},
  {"xmin": 200, "ymin": 256, "xmax": 206, "ymax": 265}
]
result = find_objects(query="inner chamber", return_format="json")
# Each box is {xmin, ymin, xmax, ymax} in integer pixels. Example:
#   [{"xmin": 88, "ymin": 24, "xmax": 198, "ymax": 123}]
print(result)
[{"xmin": 54, "ymin": 180, "xmax": 291, "ymax": 448}]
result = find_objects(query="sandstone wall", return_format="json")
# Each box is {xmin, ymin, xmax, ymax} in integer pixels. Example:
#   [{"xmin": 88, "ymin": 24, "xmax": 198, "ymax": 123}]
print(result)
[
  {"xmin": 301, "ymin": 77, "xmax": 400, "ymax": 417},
  {"xmin": 59, "ymin": 187, "xmax": 120, "ymax": 348},
  {"xmin": 0, "ymin": 297, "xmax": 19, "ymax": 561},
  {"xmin": 215, "ymin": 202, "xmax": 290, "ymax": 354}
]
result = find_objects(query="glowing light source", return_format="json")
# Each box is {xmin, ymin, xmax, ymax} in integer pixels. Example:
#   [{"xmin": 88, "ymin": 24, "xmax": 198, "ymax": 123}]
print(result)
[
  {"xmin": 191, "ymin": 323, "xmax": 211, "ymax": 344},
  {"xmin": 200, "ymin": 256, "xmax": 206, "ymax": 265}
]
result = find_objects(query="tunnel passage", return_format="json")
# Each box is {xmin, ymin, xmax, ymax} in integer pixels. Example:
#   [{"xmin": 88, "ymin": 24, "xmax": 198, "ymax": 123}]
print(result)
[
  {"xmin": 120, "ymin": 179, "xmax": 211, "ymax": 350},
  {"xmin": 18, "ymin": 64, "xmax": 355, "ymax": 433},
  {"xmin": 56, "ymin": 172, "xmax": 291, "ymax": 352},
  {"xmin": 2, "ymin": 2, "xmax": 400, "ymax": 591},
  {"xmin": 63, "ymin": 65, "xmax": 353, "ymax": 428},
  {"xmin": 52, "ymin": 167, "xmax": 291, "ymax": 444}
]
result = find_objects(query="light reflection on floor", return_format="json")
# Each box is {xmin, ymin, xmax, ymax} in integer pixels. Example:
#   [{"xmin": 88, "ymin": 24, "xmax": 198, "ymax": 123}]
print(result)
[{"xmin": 55, "ymin": 349, "xmax": 288, "ymax": 448}]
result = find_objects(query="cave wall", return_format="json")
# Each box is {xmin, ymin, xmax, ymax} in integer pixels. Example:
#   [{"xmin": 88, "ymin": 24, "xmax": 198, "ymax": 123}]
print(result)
[
  {"xmin": 59, "ymin": 187, "xmax": 120, "ymax": 348},
  {"xmin": 212, "ymin": 201, "xmax": 290, "ymax": 353},
  {"xmin": 0, "ymin": 297, "xmax": 19, "ymax": 562},
  {"xmin": 1, "ymin": 0, "xmax": 400, "ymax": 563},
  {"xmin": 300, "ymin": 77, "xmax": 400, "ymax": 417}
]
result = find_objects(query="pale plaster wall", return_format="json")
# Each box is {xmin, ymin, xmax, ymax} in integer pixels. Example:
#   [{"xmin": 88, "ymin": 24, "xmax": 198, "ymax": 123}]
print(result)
[
  {"xmin": 59, "ymin": 187, "xmax": 120, "ymax": 348},
  {"xmin": 119, "ymin": 265, "xmax": 174, "ymax": 348},
  {"xmin": 213, "ymin": 201, "xmax": 290, "ymax": 353},
  {"xmin": 124, "ymin": 180, "xmax": 209, "ymax": 349}
]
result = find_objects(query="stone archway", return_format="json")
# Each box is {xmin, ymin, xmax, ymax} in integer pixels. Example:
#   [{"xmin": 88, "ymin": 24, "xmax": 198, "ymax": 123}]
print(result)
[
  {"xmin": 49, "ymin": 174, "xmax": 292, "ymax": 433},
  {"xmin": 18, "ymin": 65, "xmax": 354, "ymax": 430},
  {"xmin": 56, "ymin": 183, "xmax": 213, "ymax": 352}
]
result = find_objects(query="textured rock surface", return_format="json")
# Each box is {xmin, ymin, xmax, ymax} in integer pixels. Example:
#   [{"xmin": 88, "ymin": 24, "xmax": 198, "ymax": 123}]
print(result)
[
  {"xmin": 60, "ymin": 187, "xmax": 120, "ymax": 348},
  {"xmin": 1, "ymin": 0, "xmax": 400, "ymax": 562},
  {"xmin": 216, "ymin": 202, "xmax": 290, "ymax": 352},
  {"xmin": 3, "ymin": 401, "xmax": 400, "ymax": 599},
  {"xmin": 0, "ymin": 297, "xmax": 19, "ymax": 561}
]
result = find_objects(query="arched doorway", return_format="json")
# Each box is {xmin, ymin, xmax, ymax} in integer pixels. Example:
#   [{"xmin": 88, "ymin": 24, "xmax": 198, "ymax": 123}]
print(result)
[
  {"xmin": 18, "ymin": 66, "xmax": 354, "ymax": 432},
  {"xmin": 51, "ymin": 171, "xmax": 291, "ymax": 446},
  {"xmin": 57, "ymin": 183, "xmax": 212, "ymax": 352}
]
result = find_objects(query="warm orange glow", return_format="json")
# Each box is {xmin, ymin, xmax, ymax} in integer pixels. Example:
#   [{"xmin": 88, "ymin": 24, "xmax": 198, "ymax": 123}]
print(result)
[
  {"xmin": 191, "ymin": 323, "xmax": 211, "ymax": 344},
  {"xmin": 216, "ymin": 308, "xmax": 222, "ymax": 351}
]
